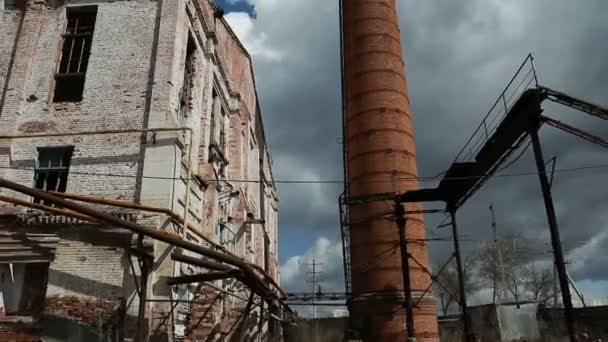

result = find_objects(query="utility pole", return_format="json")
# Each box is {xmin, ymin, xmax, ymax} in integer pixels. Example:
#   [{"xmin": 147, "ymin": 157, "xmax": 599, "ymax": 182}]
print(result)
[
  {"xmin": 489, "ymin": 203, "xmax": 507, "ymax": 303},
  {"xmin": 306, "ymin": 259, "xmax": 322, "ymax": 342}
]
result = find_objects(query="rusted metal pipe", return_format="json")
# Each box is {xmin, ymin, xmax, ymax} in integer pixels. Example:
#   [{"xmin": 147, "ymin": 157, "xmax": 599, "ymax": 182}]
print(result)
[
  {"xmin": 167, "ymin": 270, "xmax": 241, "ymax": 285},
  {"xmin": 47, "ymin": 190, "xmax": 285, "ymax": 298},
  {"xmin": 0, "ymin": 195, "xmax": 98, "ymax": 222},
  {"xmin": 0, "ymin": 177, "xmax": 284, "ymax": 307},
  {"xmin": 171, "ymin": 252, "xmax": 232, "ymax": 272},
  {"xmin": 49, "ymin": 191, "xmax": 213, "ymax": 245}
]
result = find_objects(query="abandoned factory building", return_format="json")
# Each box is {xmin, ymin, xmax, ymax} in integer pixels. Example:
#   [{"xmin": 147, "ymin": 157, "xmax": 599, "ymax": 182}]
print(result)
[{"xmin": 0, "ymin": 0, "xmax": 281, "ymax": 341}]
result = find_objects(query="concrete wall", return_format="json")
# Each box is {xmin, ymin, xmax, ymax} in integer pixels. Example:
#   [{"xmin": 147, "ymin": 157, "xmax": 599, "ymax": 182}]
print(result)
[
  {"xmin": 438, "ymin": 304, "xmax": 608, "ymax": 342},
  {"xmin": 538, "ymin": 305, "xmax": 608, "ymax": 342}
]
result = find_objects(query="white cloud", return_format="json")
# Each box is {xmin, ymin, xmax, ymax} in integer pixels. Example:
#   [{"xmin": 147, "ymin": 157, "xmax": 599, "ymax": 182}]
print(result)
[
  {"xmin": 280, "ymin": 237, "xmax": 344, "ymax": 292},
  {"xmin": 224, "ymin": 11, "xmax": 284, "ymax": 62}
]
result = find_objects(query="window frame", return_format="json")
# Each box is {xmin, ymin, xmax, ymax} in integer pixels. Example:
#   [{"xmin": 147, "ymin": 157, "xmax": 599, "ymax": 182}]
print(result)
[
  {"xmin": 53, "ymin": 6, "xmax": 98, "ymax": 103},
  {"xmin": 33, "ymin": 146, "xmax": 74, "ymax": 204}
]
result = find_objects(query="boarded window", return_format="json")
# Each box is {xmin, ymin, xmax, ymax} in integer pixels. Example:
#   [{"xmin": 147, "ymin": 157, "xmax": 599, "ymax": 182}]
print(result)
[
  {"xmin": 34, "ymin": 146, "xmax": 74, "ymax": 204},
  {"xmin": 53, "ymin": 6, "xmax": 97, "ymax": 102}
]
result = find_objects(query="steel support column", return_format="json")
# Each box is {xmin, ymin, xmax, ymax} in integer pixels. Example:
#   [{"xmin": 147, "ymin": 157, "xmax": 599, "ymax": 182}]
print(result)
[
  {"xmin": 529, "ymin": 127, "xmax": 576, "ymax": 342},
  {"xmin": 395, "ymin": 201, "xmax": 416, "ymax": 341},
  {"xmin": 136, "ymin": 234, "xmax": 150, "ymax": 342},
  {"xmin": 448, "ymin": 208, "xmax": 472, "ymax": 342}
]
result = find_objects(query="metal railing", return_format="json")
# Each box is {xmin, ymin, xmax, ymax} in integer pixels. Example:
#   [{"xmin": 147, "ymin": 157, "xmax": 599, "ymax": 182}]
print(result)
[{"xmin": 453, "ymin": 53, "xmax": 539, "ymax": 163}]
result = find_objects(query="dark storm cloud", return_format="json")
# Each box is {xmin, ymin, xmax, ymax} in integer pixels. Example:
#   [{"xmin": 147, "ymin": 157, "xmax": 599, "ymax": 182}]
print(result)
[{"xmin": 231, "ymin": 0, "xmax": 608, "ymax": 290}]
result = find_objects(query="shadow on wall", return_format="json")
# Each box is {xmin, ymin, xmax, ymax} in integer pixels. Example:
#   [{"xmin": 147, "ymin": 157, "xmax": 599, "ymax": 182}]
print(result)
[{"xmin": 41, "ymin": 315, "xmax": 118, "ymax": 342}]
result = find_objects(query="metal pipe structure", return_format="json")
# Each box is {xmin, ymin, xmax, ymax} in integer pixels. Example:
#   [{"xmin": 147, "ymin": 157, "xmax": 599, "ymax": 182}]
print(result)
[
  {"xmin": 529, "ymin": 127, "xmax": 576, "ymax": 342},
  {"xmin": 0, "ymin": 177, "xmax": 287, "ymax": 309},
  {"xmin": 395, "ymin": 202, "xmax": 416, "ymax": 340},
  {"xmin": 0, "ymin": 127, "xmax": 195, "ymax": 244},
  {"xmin": 448, "ymin": 208, "xmax": 472, "ymax": 342},
  {"xmin": 342, "ymin": 0, "xmax": 438, "ymax": 340},
  {"xmin": 49, "ymin": 191, "xmax": 213, "ymax": 248},
  {"xmin": 48, "ymin": 190, "xmax": 285, "ymax": 299}
]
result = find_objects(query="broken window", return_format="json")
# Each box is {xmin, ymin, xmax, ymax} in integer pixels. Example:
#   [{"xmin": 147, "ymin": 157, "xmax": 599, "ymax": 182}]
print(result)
[
  {"xmin": 0, "ymin": 263, "xmax": 48, "ymax": 316},
  {"xmin": 34, "ymin": 146, "xmax": 74, "ymax": 204},
  {"xmin": 53, "ymin": 6, "xmax": 97, "ymax": 102},
  {"xmin": 179, "ymin": 34, "xmax": 197, "ymax": 118}
]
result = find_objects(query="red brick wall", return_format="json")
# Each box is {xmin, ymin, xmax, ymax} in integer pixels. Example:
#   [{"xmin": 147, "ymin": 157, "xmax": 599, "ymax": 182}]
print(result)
[{"xmin": 44, "ymin": 296, "xmax": 122, "ymax": 326}]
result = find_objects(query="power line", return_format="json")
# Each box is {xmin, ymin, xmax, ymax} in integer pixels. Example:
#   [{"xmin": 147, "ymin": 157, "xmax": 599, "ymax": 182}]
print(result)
[{"xmin": 0, "ymin": 162, "xmax": 607, "ymax": 185}]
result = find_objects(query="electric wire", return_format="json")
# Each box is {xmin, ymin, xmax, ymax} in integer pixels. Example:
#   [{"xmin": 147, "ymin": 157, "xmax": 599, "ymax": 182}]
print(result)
[{"xmin": 0, "ymin": 162, "xmax": 607, "ymax": 184}]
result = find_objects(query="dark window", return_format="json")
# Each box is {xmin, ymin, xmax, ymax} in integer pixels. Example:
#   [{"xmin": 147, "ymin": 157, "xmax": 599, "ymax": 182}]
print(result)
[
  {"xmin": 53, "ymin": 6, "xmax": 97, "ymax": 102},
  {"xmin": 3, "ymin": 0, "xmax": 18, "ymax": 10},
  {"xmin": 210, "ymin": 89, "xmax": 217, "ymax": 142},
  {"xmin": 179, "ymin": 35, "xmax": 196, "ymax": 118},
  {"xmin": 219, "ymin": 106, "xmax": 226, "ymax": 152},
  {"xmin": 34, "ymin": 146, "xmax": 74, "ymax": 204}
]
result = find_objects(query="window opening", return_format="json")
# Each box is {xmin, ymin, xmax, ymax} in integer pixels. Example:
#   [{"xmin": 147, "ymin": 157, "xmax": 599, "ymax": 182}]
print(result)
[
  {"xmin": 219, "ymin": 106, "xmax": 227, "ymax": 153},
  {"xmin": 34, "ymin": 146, "xmax": 74, "ymax": 204},
  {"xmin": 179, "ymin": 34, "xmax": 196, "ymax": 118},
  {"xmin": 210, "ymin": 89, "xmax": 218, "ymax": 144},
  {"xmin": 53, "ymin": 6, "xmax": 98, "ymax": 102}
]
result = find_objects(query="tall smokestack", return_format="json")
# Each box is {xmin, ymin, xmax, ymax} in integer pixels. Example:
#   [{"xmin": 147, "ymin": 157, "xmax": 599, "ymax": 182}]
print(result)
[{"xmin": 342, "ymin": 0, "xmax": 439, "ymax": 340}]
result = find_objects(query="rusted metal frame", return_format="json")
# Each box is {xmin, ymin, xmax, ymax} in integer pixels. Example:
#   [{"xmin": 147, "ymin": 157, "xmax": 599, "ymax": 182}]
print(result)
[
  {"xmin": 127, "ymin": 250, "xmax": 141, "ymax": 298},
  {"xmin": 0, "ymin": 195, "xmax": 98, "ymax": 222},
  {"xmin": 541, "ymin": 115, "xmax": 608, "ymax": 149},
  {"xmin": 48, "ymin": 191, "xmax": 212, "ymax": 245},
  {"xmin": 167, "ymin": 270, "xmax": 241, "ymax": 285},
  {"xmin": 223, "ymin": 291, "xmax": 257, "ymax": 339},
  {"xmin": 172, "ymin": 252, "xmax": 233, "ymax": 272},
  {"xmin": 408, "ymin": 253, "xmax": 460, "ymax": 307},
  {"xmin": 529, "ymin": 126, "xmax": 576, "ymax": 342},
  {"xmin": 394, "ymin": 200, "xmax": 416, "ymax": 340},
  {"xmin": 452, "ymin": 53, "xmax": 535, "ymax": 163},
  {"xmin": 566, "ymin": 272, "xmax": 587, "ymax": 308},
  {"xmin": 539, "ymin": 86, "xmax": 608, "ymax": 120},
  {"xmin": 136, "ymin": 234, "xmax": 150, "ymax": 342},
  {"xmin": 0, "ymin": 126, "xmax": 196, "ymax": 246},
  {"xmin": 47, "ymin": 190, "xmax": 286, "ymax": 301},
  {"xmin": 0, "ymin": 178, "xmax": 286, "ymax": 310},
  {"xmin": 413, "ymin": 255, "xmax": 454, "ymax": 308},
  {"xmin": 448, "ymin": 207, "xmax": 473, "ymax": 342}
]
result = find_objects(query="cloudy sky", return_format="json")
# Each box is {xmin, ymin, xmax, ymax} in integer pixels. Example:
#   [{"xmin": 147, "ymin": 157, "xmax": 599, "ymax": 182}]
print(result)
[{"xmin": 217, "ymin": 0, "xmax": 608, "ymax": 305}]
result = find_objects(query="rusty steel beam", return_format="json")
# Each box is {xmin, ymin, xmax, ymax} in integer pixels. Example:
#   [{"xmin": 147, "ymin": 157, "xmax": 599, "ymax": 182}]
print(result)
[
  {"xmin": 48, "ymin": 191, "xmax": 213, "ymax": 245},
  {"xmin": 541, "ymin": 116, "xmax": 608, "ymax": 149},
  {"xmin": 172, "ymin": 252, "xmax": 233, "ymax": 272},
  {"xmin": 0, "ymin": 177, "xmax": 285, "ymax": 307},
  {"xmin": 167, "ymin": 270, "xmax": 242, "ymax": 285},
  {"xmin": 48, "ymin": 190, "xmax": 286, "ymax": 300},
  {"xmin": 0, "ymin": 195, "xmax": 99, "ymax": 222}
]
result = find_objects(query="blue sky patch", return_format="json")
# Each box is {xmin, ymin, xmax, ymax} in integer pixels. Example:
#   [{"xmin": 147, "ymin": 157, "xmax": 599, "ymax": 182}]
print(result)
[{"xmin": 216, "ymin": 0, "xmax": 256, "ymax": 17}]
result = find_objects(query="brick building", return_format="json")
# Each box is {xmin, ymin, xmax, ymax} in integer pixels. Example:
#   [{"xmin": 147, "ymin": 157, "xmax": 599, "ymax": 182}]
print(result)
[{"xmin": 0, "ymin": 0, "xmax": 281, "ymax": 341}]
